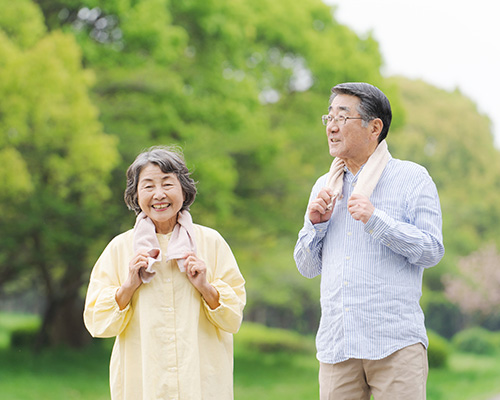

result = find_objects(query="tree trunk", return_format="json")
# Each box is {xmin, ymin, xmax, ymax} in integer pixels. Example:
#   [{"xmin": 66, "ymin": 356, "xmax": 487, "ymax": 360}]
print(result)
[{"xmin": 36, "ymin": 294, "xmax": 91, "ymax": 349}]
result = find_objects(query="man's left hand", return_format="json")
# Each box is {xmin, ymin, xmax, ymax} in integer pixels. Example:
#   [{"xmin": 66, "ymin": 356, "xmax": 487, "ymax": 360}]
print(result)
[{"xmin": 348, "ymin": 194, "xmax": 375, "ymax": 224}]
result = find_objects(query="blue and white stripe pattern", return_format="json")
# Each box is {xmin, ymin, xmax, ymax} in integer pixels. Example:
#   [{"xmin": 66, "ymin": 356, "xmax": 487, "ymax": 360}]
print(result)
[{"xmin": 294, "ymin": 156, "xmax": 444, "ymax": 364}]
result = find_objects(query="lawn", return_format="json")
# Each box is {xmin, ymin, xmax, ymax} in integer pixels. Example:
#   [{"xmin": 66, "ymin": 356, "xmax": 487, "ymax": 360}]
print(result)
[{"xmin": 1, "ymin": 313, "xmax": 500, "ymax": 400}]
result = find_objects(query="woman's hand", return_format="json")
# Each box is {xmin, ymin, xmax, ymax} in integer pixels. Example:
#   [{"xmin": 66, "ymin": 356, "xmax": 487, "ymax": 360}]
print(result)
[
  {"xmin": 115, "ymin": 251, "xmax": 148, "ymax": 310},
  {"xmin": 184, "ymin": 252, "xmax": 220, "ymax": 309}
]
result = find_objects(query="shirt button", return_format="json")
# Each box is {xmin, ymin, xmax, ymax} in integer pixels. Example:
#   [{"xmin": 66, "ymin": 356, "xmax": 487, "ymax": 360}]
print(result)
[
  {"xmin": 345, "ymin": 307, "xmax": 349, "ymax": 312},
  {"xmin": 369, "ymin": 230, "xmax": 374, "ymax": 234},
  {"xmin": 347, "ymin": 232, "xmax": 352, "ymax": 236},
  {"xmin": 167, "ymin": 307, "xmax": 174, "ymax": 312},
  {"xmin": 345, "ymin": 256, "xmax": 351, "ymax": 260},
  {"xmin": 166, "ymin": 278, "xmax": 171, "ymax": 283},
  {"xmin": 344, "ymin": 281, "xmax": 348, "ymax": 286},
  {"xmin": 169, "ymin": 367, "xmax": 177, "ymax": 372}
]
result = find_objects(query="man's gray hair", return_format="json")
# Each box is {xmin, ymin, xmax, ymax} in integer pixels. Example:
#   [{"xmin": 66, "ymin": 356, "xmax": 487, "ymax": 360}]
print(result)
[{"xmin": 330, "ymin": 82, "xmax": 392, "ymax": 142}]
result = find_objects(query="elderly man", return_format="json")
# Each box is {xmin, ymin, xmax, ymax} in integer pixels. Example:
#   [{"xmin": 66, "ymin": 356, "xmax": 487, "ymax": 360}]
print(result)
[{"xmin": 294, "ymin": 82, "xmax": 444, "ymax": 400}]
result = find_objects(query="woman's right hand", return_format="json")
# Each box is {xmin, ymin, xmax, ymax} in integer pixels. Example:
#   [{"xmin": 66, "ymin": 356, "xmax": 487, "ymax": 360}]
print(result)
[{"xmin": 115, "ymin": 251, "xmax": 148, "ymax": 310}]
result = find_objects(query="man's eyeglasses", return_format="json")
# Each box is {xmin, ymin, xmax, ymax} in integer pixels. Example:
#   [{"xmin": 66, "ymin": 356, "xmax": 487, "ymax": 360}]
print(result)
[{"xmin": 321, "ymin": 115, "xmax": 364, "ymax": 126}]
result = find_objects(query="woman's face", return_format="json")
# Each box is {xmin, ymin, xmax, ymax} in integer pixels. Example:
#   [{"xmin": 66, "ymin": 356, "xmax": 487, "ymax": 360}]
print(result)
[{"xmin": 137, "ymin": 163, "xmax": 185, "ymax": 234}]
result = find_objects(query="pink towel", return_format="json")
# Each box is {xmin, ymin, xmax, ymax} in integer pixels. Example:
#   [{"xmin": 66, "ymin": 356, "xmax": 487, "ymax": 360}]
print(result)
[{"xmin": 133, "ymin": 210, "xmax": 196, "ymax": 283}]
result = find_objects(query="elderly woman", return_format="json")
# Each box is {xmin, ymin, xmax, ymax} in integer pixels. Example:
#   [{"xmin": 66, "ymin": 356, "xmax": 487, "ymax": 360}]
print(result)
[{"xmin": 84, "ymin": 146, "xmax": 246, "ymax": 400}]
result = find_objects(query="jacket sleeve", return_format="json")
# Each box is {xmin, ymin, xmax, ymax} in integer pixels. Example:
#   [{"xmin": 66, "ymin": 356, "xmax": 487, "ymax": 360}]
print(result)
[
  {"xmin": 201, "ymin": 233, "xmax": 246, "ymax": 334},
  {"xmin": 83, "ymin": 238, "xmax": 133, "ymax": 338}
]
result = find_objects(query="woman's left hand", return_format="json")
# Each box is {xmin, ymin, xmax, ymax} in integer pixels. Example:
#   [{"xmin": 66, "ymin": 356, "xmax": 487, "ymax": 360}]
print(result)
[
  {"xmin": 184, "ymin": 252, "xmax": 220, "ymax": 309},
  {"xmin": 184, "ymin": 252, "xmax": 209, "ymax": 289}
]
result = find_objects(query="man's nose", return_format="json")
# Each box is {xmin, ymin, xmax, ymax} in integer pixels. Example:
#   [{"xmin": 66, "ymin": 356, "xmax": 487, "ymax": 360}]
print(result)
[{"xmin": 327, "ymin": 124, "xmax": 339, "ymax": 134}]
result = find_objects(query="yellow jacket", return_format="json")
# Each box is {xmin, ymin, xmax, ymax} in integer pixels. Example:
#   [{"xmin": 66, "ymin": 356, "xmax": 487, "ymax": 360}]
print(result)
[{"xmin": 84, "ymin": 224, "xmax": 246, "ymax": 400}]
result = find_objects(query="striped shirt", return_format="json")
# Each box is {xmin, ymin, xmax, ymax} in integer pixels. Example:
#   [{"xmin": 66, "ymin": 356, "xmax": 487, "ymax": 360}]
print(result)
[{"xmin": 294, "ymin": 156, "xmax": 444, "ymax": 364}]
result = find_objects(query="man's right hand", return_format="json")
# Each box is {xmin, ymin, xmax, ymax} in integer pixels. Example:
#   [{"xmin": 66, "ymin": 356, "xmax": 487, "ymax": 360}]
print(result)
[{"xmin": 308, "ymin": 187, "xmax": 335, "ymax": 224}]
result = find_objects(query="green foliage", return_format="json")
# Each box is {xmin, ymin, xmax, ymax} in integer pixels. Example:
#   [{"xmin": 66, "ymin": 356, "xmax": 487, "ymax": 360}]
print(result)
[
  {"xmin": 427, "ymin": 351, "xmax": 500, "ymax": 400},
  {"xmin": 235, "ymin": 321, "xmax": 315, "ymax": 354},
  {"xmin": 421, "ymin": 291, "xmax": 464, "ymax": 339},
  {"xmin": 388, "ymin": 78, "xmax": 500, "ymax": 259},
  {"xmin": 427, "ymin": 330, "xmax": 450, "ymax": 368},
  {"xmin": 452, "ymin": 327, "xmax": 500, "ymax": 355},
  {"xmin": 2, "ymin": 0, "xmax": 500, "ymax": 350},
  {"xmin": 0, "ymin": 312, "xmax": 40, "ymax": 349},
  {"xmin": 443, "ymin": 244, "xmax": 500, "ymax": 325},
  {"xmin": 24, "ymin": 0, "xmax": 391, "ymax": 339},
  {"xmin": 0, "ymin": 0, "xmax": 46, "ymax": 48},
  {"xmin": 0, "ymin": 2, "xmax": 119, "ymax": 346},
  {"xmin": 10, "ymin": 324, "xmax": 40, "ymax": 348}
]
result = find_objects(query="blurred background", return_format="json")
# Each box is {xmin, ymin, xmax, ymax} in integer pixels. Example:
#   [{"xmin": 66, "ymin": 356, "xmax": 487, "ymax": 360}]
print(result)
[{"xmin": 1, "ymin": 0, "xmax": 499, "ymax": 399}]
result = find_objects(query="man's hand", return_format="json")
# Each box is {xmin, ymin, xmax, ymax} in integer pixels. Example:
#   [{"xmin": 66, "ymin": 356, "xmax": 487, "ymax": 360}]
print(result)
[
  {"xmin": 348, "ymin": 194, "xmax": 375, "ymax": 224},
  {"xmin": 308, "ymin": 187, "xmax": 335, "ymax": 224}
]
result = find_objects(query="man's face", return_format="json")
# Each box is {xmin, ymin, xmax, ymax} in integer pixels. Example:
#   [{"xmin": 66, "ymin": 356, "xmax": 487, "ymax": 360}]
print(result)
[{"xmin": 325, "ymin": 94, "xmax": 375, "ymax": 165}]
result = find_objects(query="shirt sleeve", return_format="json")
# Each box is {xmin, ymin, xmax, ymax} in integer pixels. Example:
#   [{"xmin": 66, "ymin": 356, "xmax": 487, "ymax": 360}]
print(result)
[
  {"xmin": 365, "ymin": 169, "xmax": 444, "ymax": 267},
  {"xmin": 294, "ymin": 175, "xmax": 330, "ymax": 278},
  {"xmin": 202, "ymin": 235, "xmax": 246, "ymax": 334},
  {"xmin": 83, "ymin": 239, "xmax": 133, "ymax": 338}
]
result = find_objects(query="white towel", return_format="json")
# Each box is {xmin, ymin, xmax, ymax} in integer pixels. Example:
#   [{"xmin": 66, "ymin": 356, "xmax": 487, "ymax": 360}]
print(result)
[
  {"xmin": 133, "ymin": 210, "xmax": 196, "ymax": 283},
  {"xmin": 326, "ymin": 140, "xmax": 391, "ymax": 205}
]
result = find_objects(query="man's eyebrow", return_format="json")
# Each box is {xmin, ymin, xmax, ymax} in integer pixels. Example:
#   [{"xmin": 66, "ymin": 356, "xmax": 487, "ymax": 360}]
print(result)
[{"xmin": 328, "ymin": 105, "xmax": 350, "ymax": 113}]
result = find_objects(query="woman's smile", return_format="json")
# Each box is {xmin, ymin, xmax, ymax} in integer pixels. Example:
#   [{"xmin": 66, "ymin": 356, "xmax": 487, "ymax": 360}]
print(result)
[{"xmin": 137, "ymin": 163, "xmax": 185, "ymax": 233}]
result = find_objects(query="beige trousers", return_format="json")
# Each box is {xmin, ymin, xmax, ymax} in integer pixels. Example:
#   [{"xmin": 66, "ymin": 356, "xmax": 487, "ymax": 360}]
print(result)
[{"xmin": 319, "ymin": 343, "xmax": 428, "ymax": 400}]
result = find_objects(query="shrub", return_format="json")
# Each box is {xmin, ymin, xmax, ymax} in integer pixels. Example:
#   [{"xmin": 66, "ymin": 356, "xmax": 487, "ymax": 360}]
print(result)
[
  {"xmin": 421, "ymin": 292, "xmax": 464, "ymax": 339},
  {"xmin": 11, "ymin": 325, "xmax": 39, "ymax": 348},
  {"xmin": 235, "ymin": 321, "xmax": 315, "ymax": 354},
  {"xmin": 452, "ymin": 326, "xmax": 498, "ymax": 355},
  {"xmin": 0, "ymin": 312, "xmax": 41, "ymax": 349},
  {"xmin": 427, "ymin": 330, "xmax": 450, "ymax": 368}
]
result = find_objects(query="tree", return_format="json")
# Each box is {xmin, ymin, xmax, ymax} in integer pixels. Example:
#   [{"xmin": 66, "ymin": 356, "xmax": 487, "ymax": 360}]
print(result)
[
  {"xmin": 0, "ymin": 0, "xmax": 119, "ymax": 347},
  {"xmin": 443, "ymin": 244, "xmax": 500, "ymax": 323},
  {"xmin": 387, "ymin": 77, "xmax": 500, "ymax": 294},
  {"xmin": 33, "ymin": 0, "xmax": 391, "ymax": 333}
]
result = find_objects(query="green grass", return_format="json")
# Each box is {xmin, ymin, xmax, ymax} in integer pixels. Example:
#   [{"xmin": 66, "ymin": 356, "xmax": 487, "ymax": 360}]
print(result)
[
  {"xmin": 1, "ymin": 313, "xmax": 500, "ymax": 400},
  {"xmin": 0, "ymin": 344, "xmax": 111, "ymax": 400},
  {"xmin": 427, "ymin": 352, "xmax": 500, "ymax": 400}
]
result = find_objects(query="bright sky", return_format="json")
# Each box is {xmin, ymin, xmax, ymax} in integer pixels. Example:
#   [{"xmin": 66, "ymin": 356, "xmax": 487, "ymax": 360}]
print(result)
[{"xmin": 324, "ymin": 0, "xmax": 500, "ymax": 148}]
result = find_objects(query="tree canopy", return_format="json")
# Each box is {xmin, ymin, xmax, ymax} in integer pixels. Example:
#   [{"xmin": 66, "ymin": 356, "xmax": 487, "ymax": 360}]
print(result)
[{"xmin": 1, "ymin": 0, "xmax": 499, "ymax": 345}]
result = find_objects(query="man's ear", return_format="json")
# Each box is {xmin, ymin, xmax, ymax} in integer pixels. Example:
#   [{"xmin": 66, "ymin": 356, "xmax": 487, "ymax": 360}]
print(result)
[{"xmin": 371, "ymin": 118, "xmax": 383, "ymax": 140}]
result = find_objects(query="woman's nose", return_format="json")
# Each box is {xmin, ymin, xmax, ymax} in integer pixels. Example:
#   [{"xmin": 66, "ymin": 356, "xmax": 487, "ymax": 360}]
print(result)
[{"xmin": 153, "ymin": 187, "xmax": 166, "ymax": 199}]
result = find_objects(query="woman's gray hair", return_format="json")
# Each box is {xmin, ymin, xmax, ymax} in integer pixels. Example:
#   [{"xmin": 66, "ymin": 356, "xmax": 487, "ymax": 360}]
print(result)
[{"xmin": 124, "ymin": 146, "xmax": 197, "ymax": 214}]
